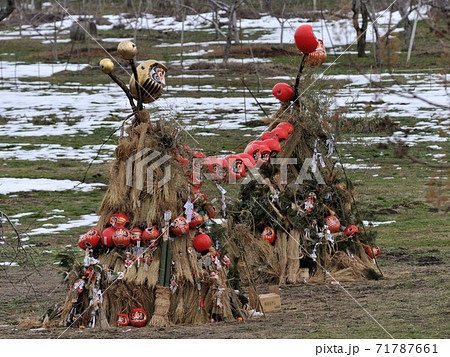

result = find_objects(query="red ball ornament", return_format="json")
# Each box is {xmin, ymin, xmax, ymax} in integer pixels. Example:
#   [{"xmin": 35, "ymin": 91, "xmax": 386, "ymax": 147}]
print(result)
[
  {"xmin": 344, "ymin": 225, "xmax": 359, "ymax": 236},
  {"xmin": 142, "ymin": 226, "xmax": 160, "ymax": 247},
  {"xmin": 270, "ymin": 127, "xmax": 289, "ymax": 141},
  {"xmin": 189, "ymin": 210, "xmax": 204, "ymax": 229},
  {"xmin": 193, "ymin": 233, "xmax": 212, "ymax": 252},
  {"xmin": 109, "ymin": 213, "xmax": 130, "ymax": 229},
  {"xmin": 83, "ymin": 228, "xmax": 100, "ymax": 248},
  {"xmin": 325, "ymin": 215, "xmax": 341, "ymax": 233},
  {"xmin": 171, "ymin": 216, "xmax": 189, "ymax": 236},
  {"xmin": 294, "ymin": 24, "xmax": 318, "ymax": 54},
  {"xmin": 276, "ymin": 122, "xmax": 294, "ymax": 134},
  {"xmin": 261, "ymin": 227, "xmax": 276, "ymax": 244},
  {"xmin": 117, "ymin": 313, "xmax": 129, "ymax": 326},
  {"xmin": 272, "ymin": 83, "xmax": 294, "ymax": 102},
  {"xmin": 101, "ymin": 227, "xmax": 115, "ymax": 248},
  {"xmin": 113, "ymin": 228, "xmax": 131, "ymax": 248},
  {"xmin": 129, "ymin": 308, "xmax": 147, "ymax": 327},
  {"xmin": 365, "ymin": 246, "xmax": 381, "ymax": 259},
  {"xmin": 130, "ymin": 227, "xmax": 143, "ymax": 245},
  {"xmin": 78, "ymin": 236, "xmax": 87, "ymax": 250}
]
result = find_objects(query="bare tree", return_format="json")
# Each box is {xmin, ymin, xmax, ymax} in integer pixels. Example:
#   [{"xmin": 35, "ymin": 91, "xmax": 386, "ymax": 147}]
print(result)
[
  {"xmin": 266, "ymin": 0, "xmax": 290, "ymax": 48},
  {"xmin": 352, "ymin": 0, "xmax": 369, "ymax": 57},
  {"xmin": 0, "ymin": 0, "xmax": 15, "ymax": 22},
  {"xmin": 365, "ymin": 0, "xmax": 417, "ymax": 66},
  {"xmin": 177, "ymin": 0, "xmax": 246, "ymax": 64},
  {"xmin": 393, "ymin": 0, "xmax": 415, "ymax": 50}
]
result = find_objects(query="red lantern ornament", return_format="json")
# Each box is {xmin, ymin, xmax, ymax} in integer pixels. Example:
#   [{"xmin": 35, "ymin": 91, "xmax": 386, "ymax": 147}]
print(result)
[
  {"xmin": 270, "ymin": 127, "xmax": 289, "ymax": 141},
  {"xmin": 109, "ymin": 213, "xmax": 130, "ymax": 229},
  {"xmin": 78, "ymin": 236, "xmax": 87, "ymax": 250},
  {"xmin": 142, "ymin": 226, "xmax": 160, "ymax": 247},
  {"xmin": 113, "ymin": 228, "xmax": 131, "ymax": 248},
  {"xmin": 305, "ymin": 39, "xmax": 327, "ymax": 66},
  {"xmin": 205, "ymin": 205, "xmax": 217, "ymax": 219},
  {"xmin": 117, "ymin": 314, "xmax": 129, "ymax": 327},
  {"xmin": 83, "ymin": 228, "xmax": 100, "ymax": 249},
  {"xmin": 129, "ymin": 308, "xmax": 147, "ymax": 327},
  {"xmin": 276, "ymin": 122, "xmax": 294, "ymax": 134},
  {"xmin": 193, "ymin": 233, "xmax": 212, "ymax": 252},
  {"xmin": 365, "ymin": 246, "xmax": 381, "ymax": 259},
  {"xmin": 325, "ymin": 215, "xmax": 341, "ymax": 233},
  {"xmin": 294, "ymin": 24, "xmax": 318, "ymax": 54},
  {"xmin": 344, "ymin": 225, "xmax": 359, "ymax": 236},
  {"xmin": 189, "ymin": 210, "xmax": 204, "ymax": 229},
  {"xmin": 171, "ymin": 216, "xmax": 189, "ymax": 236},
  {"xmin": 101, "ymin": 227, "xmax": 115, "ymax": 248},
  {"xmin": 130, "ymin": 227, "xmax": 143, "ymax": 245},
  {"xmin": 272, "ymin": 83, "xmax": 294, "ymax": 102},
  {"xmin": 261, "ymin": 227, "xmax": 276, "ymax": 244}
]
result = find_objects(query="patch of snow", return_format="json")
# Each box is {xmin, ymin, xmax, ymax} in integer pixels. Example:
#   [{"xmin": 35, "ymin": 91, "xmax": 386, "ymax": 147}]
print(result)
[
  {"xmin": 9, "ymin": 212, "xmax": 34, "ymax": 218},
  {"xmin": 28, "ymin": 214, "xmax": 99, "ymax": 236},
  {"xmin": 0, "ymin": 178, "xmax": 105, "ymax": 195},
  {"xmin": 0, "ymin": 262, "xmax": 19, "ymax": 267},
  {"xmin": 363, "ymin": 220, "xmax": 396, "ymax": 227}
]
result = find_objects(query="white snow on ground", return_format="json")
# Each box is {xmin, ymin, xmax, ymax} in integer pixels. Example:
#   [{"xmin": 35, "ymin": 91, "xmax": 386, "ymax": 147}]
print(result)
[
  {"xmin": 363, "ymin": 220, "xmax": 396, "ymax": 227},
  {"xmin": 0, "ymin": 262, "xmax": 19, "ymax": 267},
  {"xmin": 0, "ymin": 143, "xmax": 115, "ymax": 163},
  {"xmin": 0, "ymin": 178, "xmax": 105, "ymax": 195},
  {"xmin": 27, "ymin": 214, "xmax": 100, "ymax": 236}
]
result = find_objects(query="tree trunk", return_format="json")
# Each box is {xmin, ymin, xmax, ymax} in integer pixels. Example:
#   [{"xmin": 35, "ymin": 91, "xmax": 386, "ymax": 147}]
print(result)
[
  {"xmin": 232, "ymin": 9, "xmax": 239, "ymax": 44},
  {"xmin": 352, "ymin": 0, "xmax": 369, "ymax": 57},
  {"xmin": 0, "ymin": 0, "xmax": 15, "ymax": 22},
  {"xmin": 395, "ymin": 1, "xmax": 414, "ymax": 50},
  {"xmin": 366, "ymin": 0, "xmax": 382, "ymax": 67}
]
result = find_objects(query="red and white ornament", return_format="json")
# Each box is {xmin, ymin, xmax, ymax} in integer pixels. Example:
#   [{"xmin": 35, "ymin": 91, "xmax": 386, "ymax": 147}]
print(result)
[
  {"xmin": 272, "ymin": 83, "xmax": 294, "ymax": 102},
  {"xmin": 171, "ymin": 216, "xmax": 189, "ymax": 236},
  {"xmin": 113, "ymin": 228, "xmax": 131, "ymax": 248},
  {"xmin": 261, "ymin": 227, "xmax": 276, "ymax": 244},
  {"xmin": 142, "ymin": 226, "xmax": 160, "ymax": 247},
  {"xmin": 109, "ymin": 213, "xmax": 130, "ymax": 229},
  {"xmin": 130, "ymin": 227, "xmax": 143, "ymax": 245},
  {"xmin": 365, "ymin": 246, "xmax": 381, "ymax": 259},
  {"xmin": 189, "ymin": 210, "xmax": 204, "ymax": 229},
  {"xmin": 129, "ymin": 308, "xmax": 147, "ymax": 327},
  {"xmin": 344, "ymin": 225, "xmax": 359, "ymax": 236},
  {"xmin": 117, "ymin": 314, "xmax": 129, "ymax": 326},
  {"xmin": 325, "ymin": 215, "xmax": 341, "ymax": 233},
  {"xmin": 83, "ymin": 228, "xmax": 100, "ymax": 249},
  {"xmin": 294, "ymin": 24, "xmax": 318, "ymax": 54}
]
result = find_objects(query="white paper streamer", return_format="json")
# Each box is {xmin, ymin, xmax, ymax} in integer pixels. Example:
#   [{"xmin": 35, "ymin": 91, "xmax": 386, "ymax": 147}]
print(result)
[
  {"xmin": 216, "ymin": 183, "xmax": 227, "ymax": 217},
  {"xmin": 184, "ymin": 185, "xmax": 194, "ymax": 223},
  {"xmin": 326, "ymin": 138, "xmax": 334, "ymax": 158}
]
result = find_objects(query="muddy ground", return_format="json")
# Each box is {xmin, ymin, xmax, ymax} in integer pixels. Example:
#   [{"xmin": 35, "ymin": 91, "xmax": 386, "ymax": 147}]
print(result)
[{"xmin": 1, "ymin": 251, "xmax": 448, "ymax": 339}]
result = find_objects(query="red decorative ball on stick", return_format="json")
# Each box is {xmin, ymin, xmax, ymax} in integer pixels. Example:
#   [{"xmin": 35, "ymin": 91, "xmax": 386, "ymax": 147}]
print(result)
[
  {"xmin": 142, "ymin": 226, "xmax": 160, "ymax": 247},
  {"xmin": 294, "ymin": 24, "xmax": 318, "ymax": 54},
  {"xmin": 171, "ymin": 216, "xmax": 189, "ymax": 236},
  {"xmin": 344, "ymin": 225, "xmax": 359, "ymax": 236},
  {"xmin": 272, "ymin": 83, "xmax": 294, "ymax": 102}
]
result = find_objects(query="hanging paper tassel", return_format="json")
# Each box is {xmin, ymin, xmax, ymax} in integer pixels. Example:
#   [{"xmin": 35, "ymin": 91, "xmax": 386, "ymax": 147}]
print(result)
[
  {"xmin": 326, "ymin": 137, "xmax": 334, "ymax": 158},
  {"xmin": 216, "ymin": 183, "xmax": 227, "ymax": 217},
  {"xmin": 184, "ymin": 184, "xmax": 194, "ymax": 223}
]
